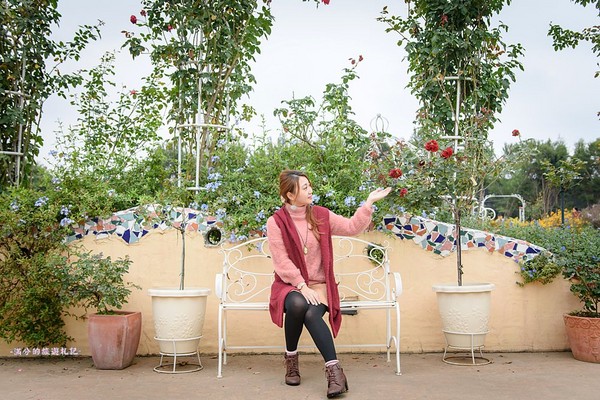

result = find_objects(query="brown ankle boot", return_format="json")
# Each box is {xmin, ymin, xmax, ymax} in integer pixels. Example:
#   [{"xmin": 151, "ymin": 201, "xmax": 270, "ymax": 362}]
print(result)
[
  {"xmin": 325, "ymin": 362, "xmax": 348, "ymax": 398},
  {"xmin": 284, "ymin": 353, "xmax": 301, "ymax": 386}
]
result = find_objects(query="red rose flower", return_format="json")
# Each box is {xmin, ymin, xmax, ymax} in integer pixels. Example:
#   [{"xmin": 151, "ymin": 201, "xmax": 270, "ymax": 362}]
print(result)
[
  {"xmin": 130, "ymin": 15, "xmax": 137, "ymax": 24},
  {"xmin": 512, "ymin": 129, "xmax": 520, "ymax": 137},
  {"xmin": 358, "ymin": 55, "xmax": 364, "ymax": 62},
  {"xmin": 129, "ymin": 90, "xmax": 137, "ymax": 96},
  {"xmin": 440, "ymin": 146, "xmax": 454, "ymax": 159},
  {"xmin": 167, "ymin": 24, "xmax": 173, "ymax": 31},
  {"xmin": 425, "ymin": 139, "xmax": 439, "ymax": 152},
  {"xmin": 388, "ymin": 168, "xmax": 403, "ymax": 179},
  {"xmin": 399, "ymin": 188, "xmax": 408, "ymax": 197},
  {"xmin": 440, "ymin": 14, "xmax": 448, "ymax": 27},
  {"xmin": 140, "ymin": 9, "xmax": 147, "ymax": 17},
  {"xmin": 322, "ymin": 0, "xmax": 330, "ymax": 4}
]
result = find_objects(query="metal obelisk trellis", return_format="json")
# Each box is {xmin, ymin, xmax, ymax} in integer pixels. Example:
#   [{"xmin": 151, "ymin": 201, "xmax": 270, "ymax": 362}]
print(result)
[
  {"xmin": 175, "ymin": 30, "xmax": 231, "ymax": 192},
  {"xmin": 441, "ymin": 74, "xmax": 471, "ymax": 287},
  {"xmin": 440, "ymin": 75, "xmax": 471, "ymax": 153},
  {"xmin": 0, "ymin": 32, "xmax": 28, "ymax": 187}
]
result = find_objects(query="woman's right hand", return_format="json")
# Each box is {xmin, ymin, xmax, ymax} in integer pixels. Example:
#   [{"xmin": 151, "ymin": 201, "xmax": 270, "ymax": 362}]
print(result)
[{"xmin": 300, "ymin": 285, "xmax": 320, "ymax": 306}]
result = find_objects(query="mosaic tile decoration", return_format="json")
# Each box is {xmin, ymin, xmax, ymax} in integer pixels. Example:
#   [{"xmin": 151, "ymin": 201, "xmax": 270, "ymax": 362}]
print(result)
[
  {"xmin": 384, "ymin": 214, "xmax": 544, "ymax": 264},
  {"xmin": 66, "ymin": 205, "xmax": 219, "ymax": 245},
  {"xmin": 66, "ymin": 207, "xmax": 543, "ymax": 264}
]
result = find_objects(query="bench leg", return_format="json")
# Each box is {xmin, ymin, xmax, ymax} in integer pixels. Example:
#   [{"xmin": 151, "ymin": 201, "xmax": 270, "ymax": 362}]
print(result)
[
  {"xmin": 217, "ymin": 305, "xmax": 224, "ymax": 378},
  {"xmin": 395, "ymin": 305, "xmax": 401, "ymax": 375}
]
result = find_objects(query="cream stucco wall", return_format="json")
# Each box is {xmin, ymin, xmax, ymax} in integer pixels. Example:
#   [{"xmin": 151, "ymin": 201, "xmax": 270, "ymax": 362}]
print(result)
[{"xmin": 0, "ymin": 229, "xmax": 579, "ymax": 357}]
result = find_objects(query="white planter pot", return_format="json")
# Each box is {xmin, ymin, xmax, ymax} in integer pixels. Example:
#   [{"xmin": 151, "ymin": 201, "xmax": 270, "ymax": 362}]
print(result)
[
  {"xmin": 148, "ymin": 287, "xmax": 211, "ymax": 355},
  {"xmin": 432, "ymin": 283, "xmax": 495, "ymax": 349}
]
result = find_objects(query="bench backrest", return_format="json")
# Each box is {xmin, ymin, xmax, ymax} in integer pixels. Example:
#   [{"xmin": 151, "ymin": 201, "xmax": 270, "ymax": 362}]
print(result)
[{"xmin": 217, "ymin": 236, "xmax": 392, "ymax": 304}]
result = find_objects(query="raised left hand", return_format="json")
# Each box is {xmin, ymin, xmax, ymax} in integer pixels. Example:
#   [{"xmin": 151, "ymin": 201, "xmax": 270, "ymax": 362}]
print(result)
[{"xmin": 365, "ymin": 187, "xmax": 392, "ymax": 207}]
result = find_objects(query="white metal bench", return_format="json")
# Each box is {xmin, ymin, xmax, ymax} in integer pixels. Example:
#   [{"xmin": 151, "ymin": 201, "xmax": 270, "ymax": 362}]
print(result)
[{"xmin": 214, "ymin": 235, "xmax": 402, "ymax": 378}]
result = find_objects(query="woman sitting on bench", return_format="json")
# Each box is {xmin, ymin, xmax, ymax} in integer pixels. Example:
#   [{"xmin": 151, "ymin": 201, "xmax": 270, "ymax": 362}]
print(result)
[{"xmin": 266, "ymin": 169, "xmax": 390, "ymax": 398}]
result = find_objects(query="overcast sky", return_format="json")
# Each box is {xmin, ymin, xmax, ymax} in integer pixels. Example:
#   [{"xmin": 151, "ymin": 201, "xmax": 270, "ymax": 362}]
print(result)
[{"xmin": 40, "ymin": 0, "xmax": 599, "ymax": 162}]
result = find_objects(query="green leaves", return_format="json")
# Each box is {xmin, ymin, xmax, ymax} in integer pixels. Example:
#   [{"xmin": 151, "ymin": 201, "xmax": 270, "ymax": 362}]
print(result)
[
  {"xmin": 1, "ymin": 0, "xmax": 102, "ymax": 187},
  {"xmin": 122, "ymin": 0, "xmax": 275, "ymax": 175},
  {"xmin": 377, "ymin": 0, "xmax": 526, "ymax": 284},
  {"xmin": 196, "ymin": 64, "xmax": 373, "ymax": 240},
  {"xmin": 64, "ymin": 250, "xmax": 140, "ymax": 316},
  {"xmin": 557, "ymin": 226, "xmax": 600, "ymax": 316},
  {"xmin": 548, "ymin": 1, "xmax": 599, "ymax": 92},
  {"xmin": 0, "ymin": 186, "xmax": 141, "ymax": 346}
]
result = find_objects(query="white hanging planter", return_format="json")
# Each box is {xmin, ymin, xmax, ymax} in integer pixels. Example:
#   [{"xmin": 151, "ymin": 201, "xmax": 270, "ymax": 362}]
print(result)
[{"xmin": 432, "ymin": 283, "xmax": 495, "ymax": 365}]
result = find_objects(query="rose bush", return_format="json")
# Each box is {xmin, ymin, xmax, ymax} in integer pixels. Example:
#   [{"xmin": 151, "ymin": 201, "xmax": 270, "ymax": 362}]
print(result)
[{"xmin": 376, "ymin": 0, "xmax": 528, "ymax": 284}]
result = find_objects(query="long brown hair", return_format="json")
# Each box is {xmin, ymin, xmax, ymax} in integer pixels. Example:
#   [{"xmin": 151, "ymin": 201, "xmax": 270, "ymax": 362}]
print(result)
[{"xmin": 279, "ymin": 170, "xmax": 321, "ymax": 240}]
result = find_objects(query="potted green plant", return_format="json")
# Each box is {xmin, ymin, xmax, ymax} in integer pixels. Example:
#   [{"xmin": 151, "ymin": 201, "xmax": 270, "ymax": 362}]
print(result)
[
  {"xmin": 143, "ymin": 203, "xmax": 212, "ymax": 365},
  {"xmin": 556, "ymin": 225, "xmax": 600, "ymax": 363},
  {"xmin": 123, "ymin": 0, "xmax": 274, "ymax": 370},
  {"xmin": 65, "ymin": 249, "xmax": 142, "ymax": 370},
  {"xmin": 510, "ymin": 217, "xmax": 600, "ymax": 363},
  {"xmin": 377, "ymin": 0, "xmax": 526, "ymax": 363}
]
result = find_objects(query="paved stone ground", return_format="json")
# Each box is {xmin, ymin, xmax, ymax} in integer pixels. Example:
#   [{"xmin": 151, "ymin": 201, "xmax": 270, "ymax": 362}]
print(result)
[{"xmin": 1, "ymin": 352, "xmax": 598, "ymax": 400}]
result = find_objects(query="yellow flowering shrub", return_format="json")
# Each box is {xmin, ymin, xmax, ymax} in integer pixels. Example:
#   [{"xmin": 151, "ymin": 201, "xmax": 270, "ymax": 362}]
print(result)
[{"xmin": 537, "ymin": 210, "xmax": 587, "ymax": 229}]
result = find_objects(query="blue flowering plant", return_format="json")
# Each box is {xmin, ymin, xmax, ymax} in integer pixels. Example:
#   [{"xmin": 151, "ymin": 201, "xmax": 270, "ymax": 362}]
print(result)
[
  {"xmin": 0, "ymin": 186, "xmax": 74, "ymax": 348},
  {"xmin": 0, "ymin": 183, "xmax": 135, "ymax": 348},
  {"xmin": 195, "ymin": 60, "xmax": 374, "ymax": 241},
  {"xmin": 517, "ymin": 251, "xmax": 561, "ymax": 287}
]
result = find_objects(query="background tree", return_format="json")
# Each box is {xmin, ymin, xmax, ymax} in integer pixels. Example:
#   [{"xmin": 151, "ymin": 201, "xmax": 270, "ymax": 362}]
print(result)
[
  {"xmin": 571, "ymin": 138, "xmax": 600, "ymax": 208},
  {"xmin": 486, "ymin": 139, "xmax": 597, "ymax": 220},
  {"xmin": 542, "ymin": 157, "xmax": 586, "ymax": 224}
]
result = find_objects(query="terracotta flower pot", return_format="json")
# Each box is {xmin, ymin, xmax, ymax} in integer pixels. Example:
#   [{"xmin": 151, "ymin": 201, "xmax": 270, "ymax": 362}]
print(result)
[
  {"xmin": 563, "ymin": 314, "xmax": 600, "ymax": 363},
  {"xmin": 87, "ymin": 311, "xmax": 142, "ymax": 370}
]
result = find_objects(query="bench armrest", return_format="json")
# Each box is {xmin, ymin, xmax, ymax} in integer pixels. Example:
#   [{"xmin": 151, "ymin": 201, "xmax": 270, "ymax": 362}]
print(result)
[
  {"xmin": 215, "ymin": 273, "xmax": 224, "ymax": 300},
  {"xmin": 392, "ymin": 272, "xmax": 403, "ymax": 298}
]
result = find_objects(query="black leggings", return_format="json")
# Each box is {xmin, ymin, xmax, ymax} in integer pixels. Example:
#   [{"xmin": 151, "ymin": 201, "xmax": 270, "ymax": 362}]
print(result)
[{"xmin": 284, "ymin": 290, "xmax": 337, "ymax": 362}]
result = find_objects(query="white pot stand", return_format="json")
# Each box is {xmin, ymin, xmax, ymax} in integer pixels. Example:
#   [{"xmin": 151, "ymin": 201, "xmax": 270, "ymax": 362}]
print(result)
[
  {"xmin": 153, "ymin": 335, "xmax": 204, "ymax": 374},
  {"xmin": 441, "ymin": 330, "xmax": 491, "ymax": 366},
  {"xmin": 148, "ymin": 287, "xmax": 211, "ymax": 374}
]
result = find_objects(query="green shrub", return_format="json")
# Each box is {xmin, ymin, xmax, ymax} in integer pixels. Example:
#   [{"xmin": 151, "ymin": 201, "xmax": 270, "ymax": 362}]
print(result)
[
  {"xmin": 0, "ymin": 185, "xmax": 140, "ymax": 348},
  {"xmin": 63, "ymin": 250, "xmax": 140, "ymax": 316},
  {"xmin": 0, "ymin": 187, "xmax": 73, "ymax": 347},
  {"xmin": 195, "ymin": 64, "xmax": 377, "ymax": 240},
  {"xmin": 556, "ymin": 226, "xmax": 600, "ymax": 317}
]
